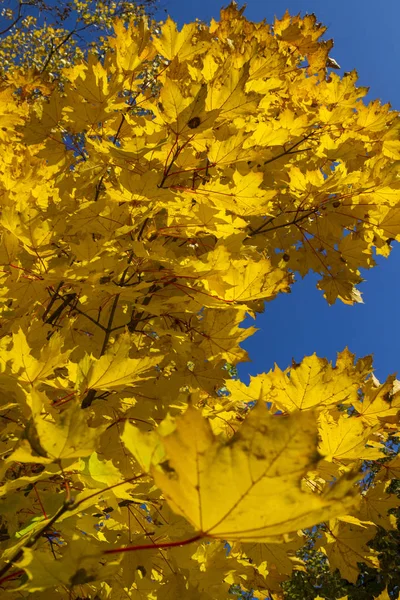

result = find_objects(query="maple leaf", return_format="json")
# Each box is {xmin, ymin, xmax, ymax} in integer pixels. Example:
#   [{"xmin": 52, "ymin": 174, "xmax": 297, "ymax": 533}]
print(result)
[
  {"xmin": 195, "ymin": 307, "xmax": 256, "ymax": 363},
  {"xmin": 25, "ymin": 390, "xmax": 104, "ymax": 461},
  {"xmin": 77, "ymin": 452, "xmax": 122, "ymax": 489},
  {"xmin": 239, "ymin": 349, "xmax": 372, "ymax": 413},
  {"xmin": 239, "ymin": 535, "xmax": 305, "ymax": 592},
  {"xmin": 16, "ymin": 543, "xmax": 121, "ymax": 592},
  {"xmin": 152, "ymin": 17, "xmax": 208, "ymax": 62},
  {"xmin": 355, "ymin": 375, "xmax": 400, "ymax": 426},
  {"xmin": 0, "ymin": 328, "xmax": 71, "ymax": 387},
  {"xmin": 110, "ymin": 18, "xmax": 155, "ymax": 75},
  {"xmin": 69, "ymin": 331, "xmax": 162, "ymax": 395},
  {"xmin": 320, "ymin": 517, "xmax": 380, "ymax": 583},
  {"xmin": 376, "ymin": 455, "xmax": 400, "ymax": 482},
  {"xmin": 358, "ymin": 481, "xmax": 400, "ymax": 529},
  {"xmin": 123, "ymin": 404, "xmax": 360, "ymax": 541},
  {"xmin": 318, "ymin": 411, "xmax": 385, "ymax": 463}
]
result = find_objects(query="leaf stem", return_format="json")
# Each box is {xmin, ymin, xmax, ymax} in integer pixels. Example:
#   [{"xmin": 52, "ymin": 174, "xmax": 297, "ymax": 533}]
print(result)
[{"xmin": 103, "ymin": 533, "xmax": 203, "ymax": 555}]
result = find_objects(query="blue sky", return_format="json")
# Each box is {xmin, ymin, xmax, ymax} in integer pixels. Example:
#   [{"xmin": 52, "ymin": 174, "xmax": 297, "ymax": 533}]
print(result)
[{"xmin": 155, "ymin": 0, "xmax": 400, "ymax": 383}]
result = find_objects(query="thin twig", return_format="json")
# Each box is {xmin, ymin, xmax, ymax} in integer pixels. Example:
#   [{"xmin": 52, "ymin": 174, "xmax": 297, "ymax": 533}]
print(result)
[
  {"xmin": 0, "ymin": 500, "xmax": 73, "ymax": 584},
  {"xmin": 81, "ymin": 253, "xmax": 137, "ymax": 408},
  {"xmin": 0, "ymin": 0, "xmax": 24, "ymax": 36},
  {"xmin": 247, "ymin": 208, "xmax": 318, "ymax": 238},
  {"xmin": 0, "ymin": 474, "xmax": 144, "ymax": 585}
]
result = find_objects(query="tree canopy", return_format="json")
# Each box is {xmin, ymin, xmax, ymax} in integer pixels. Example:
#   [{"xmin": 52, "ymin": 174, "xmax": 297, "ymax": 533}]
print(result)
[
  {"xmin": 0, "ymin": 0, "xmax": 157, "ymax": 79},
  {"xmin": 0, "ymin": 2, "xmax": 399, "ymax": 599}
]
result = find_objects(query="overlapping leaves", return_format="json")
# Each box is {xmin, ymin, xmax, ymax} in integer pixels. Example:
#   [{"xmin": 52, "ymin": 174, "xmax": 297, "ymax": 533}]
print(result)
[{"xmin": 0, "ymin": 3, "xmax": 399, "ymax": 599}]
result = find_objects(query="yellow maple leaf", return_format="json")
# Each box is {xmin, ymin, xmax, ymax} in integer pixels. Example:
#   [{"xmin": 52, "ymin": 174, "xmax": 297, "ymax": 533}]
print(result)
[
  {"xmin": 195, "ymin": 307, "xmax": 256, "ymax": 363},
  {"xmin": 318, "ymin": 411, "xmax": 385, "ymax": 463},
  {"xmin": 16, "ymin": 543, "xmax": 121, "ymax": 592},
  {"xmin": 207, "ymin": 131, "xmax": 254, "ymax": 166},
  {"xmin": 204, "ymin": 170, "xmax": 277, "ymax": 217},
  {"xmin": 157, "ymin": 78, "xmax": 192, "ymax": 125},
  {"xmin": 220, "ymin": 259, "xmax": 290, "ymax": 304},
  {"xmin": 206, "ymin": 63, "xmax": 257, "ymax": 118},
  {"xmin": 376, "ymin": 455, "xmax": 400, "ymax": 482},
  {"xmin": 0, "ymin": 328, "xmax": 71, "ymax": 386},
  {"xmin": 267, "ymin": 351, "xmax": 365, "ymax": 413},
  {"xmin": 77, "ymin": 452, "xmax": 122, "ymax": 489},
  {"xmin": 70, "ymin": 332, "xmax": 162, "ymax": 394},
  {"xmin": 358, "ymin": 481, "xmax": 400, "ymax": 529},
  {"xmin": 241, "ymin": 534, "xmax": 304, "ymax": 578},
  {"xmin": 355, "ymin": 376, "xmax": 400, "ymax": 425},
  {"xmin": 382, "ymin": 140, "xmax": 400, "ymax": 160},
  {"xmin": 123, "ymin": 404, "xmax": 359, "ymax": 541},
  {"xmin": 152, "ymin": 17, "xmax": 208, "ymax": 62},
  {"xmin": 321, "ymin": 517, "xmax": 379, "ymax": 583},
  {"xmin": 1, "ymin": 4, "xmax": 400, "ymax": 597},
  {"xmin": 110, "ymin": 18, "xmax": 155, "ymax": 74},
  {"xmin": 225, "ymin": 375, "xmax": 271, "ymax": 408},
  {"xmin": 25, "ymin": 390, "xmax": 104, "ymax": 461}
]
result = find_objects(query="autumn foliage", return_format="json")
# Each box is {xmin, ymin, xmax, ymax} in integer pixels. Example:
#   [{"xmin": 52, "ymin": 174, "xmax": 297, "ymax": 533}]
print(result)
[{"xmin": 0, "ymin": 3, "xmax": 399, "ymax": 598}]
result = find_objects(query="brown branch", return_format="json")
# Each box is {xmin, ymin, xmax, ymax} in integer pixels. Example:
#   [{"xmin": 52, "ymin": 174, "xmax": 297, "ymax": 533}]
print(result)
[
  {"xmin": 113, "ymin": 113, "xmax": 126, "ymax": 145},
  {"xmin": 94, "ymin": 172, "xmax": 107, "ymax": 202},
  {"xmin": 0, "ymin": 473, "xmax": 145, "ymax": 585},
  {"xmin": 40, "ymin": 20, "xmax": 92, "ymax": 74},
  {"xmin": 137, "ymin": 217, "xmax": 149, "ymax": 241},
  {"xmin": 40, "ymin": 29, "xmax": 74, "ymax": 73},
  {"xmin": 247, "ymin": 208, "xmax": 318, "ymax": 238},
  {"xmin": 81, "ymin": 252, "xmax": 135, "ymax": 408},
  {"xmin": 0, "ymin": 569, "xmax": 25, "ymax": 587},
  {"xmin": 44, "ymin": 293, "xmax": 76, "ymax": 325},
  {"xmin": 110, "ymin": 314, "xmax": 152, "ymax": 333},
  {"xmin": 68, "ymin": 303, "xmax": 107, "ymax": 331},
  {"xmin": 127, "ymin": 285, "xmax": 159, "ymax": 333},
  {"xmin": 81, "ymin": 292, "xmax": 120, "ymax": 409},
  {"xmin": 0, "ymin": 499, "xmax": 73, "ymax": 584},
  {"xmin": 263, "ymin": 130, "xmax": 318, "ymax": 167},
  {"xmin": 158, "ymin": 145, "xmax": 181, "ymax": 188},
  {"xmin": 42, "ymin": 281, "xmax": 65, "ymax": 322},
  {"xmin": 247, "ymin": 214, "xmax": 279, "ymax": 238},
  {"xmin": 0, "ymin": 0, "xmax": 25, "ymax": 36},
  {"xmin": 44, "ymin": 284, "xmax": 106, "ymax": 332}
]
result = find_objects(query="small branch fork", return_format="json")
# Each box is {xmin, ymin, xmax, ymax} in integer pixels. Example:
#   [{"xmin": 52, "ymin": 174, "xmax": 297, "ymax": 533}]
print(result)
[
  {"xmin": 247, "ymin": 208, "xmax": 319, "ymax": 239},
  {"xmin": 0, "ymin": 474, "xmax": 146, "ymax": 587},
  {"xmin": 80, "ymin": 252, "xmax": 160, "ymax": 408},
  {"xmin": 43, "ymin": 282, "xmax": 106, "ymax": 340},
  {"xmin": 0, "ymin": 0, "xmax": 26, "ymax": 36}
]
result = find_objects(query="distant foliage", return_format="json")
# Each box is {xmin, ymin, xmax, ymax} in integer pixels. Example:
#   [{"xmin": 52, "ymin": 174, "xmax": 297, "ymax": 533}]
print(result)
[{"xmin": 0, "ymin": 0, "xmax": 157, "ymax": 79}]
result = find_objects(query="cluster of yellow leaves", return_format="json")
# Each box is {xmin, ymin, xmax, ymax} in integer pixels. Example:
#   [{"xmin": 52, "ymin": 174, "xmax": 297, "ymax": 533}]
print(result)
[
  {"xmin": 0, "ymin": 0, "xmax": 153, "ymax": 84},
  {"xmin": 0, "ymin": 3, "xmax": 399, "ymax": 599}
]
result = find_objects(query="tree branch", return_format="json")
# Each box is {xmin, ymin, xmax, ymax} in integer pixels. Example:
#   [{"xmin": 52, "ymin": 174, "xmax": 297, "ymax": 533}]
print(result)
[
  {"xmin": 247, "ymin": 209, "xmax": 318, "ymax": 238},
  {"xmin": 0, "ymin": 473, "xmax": 144, "ymax": 585}
]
